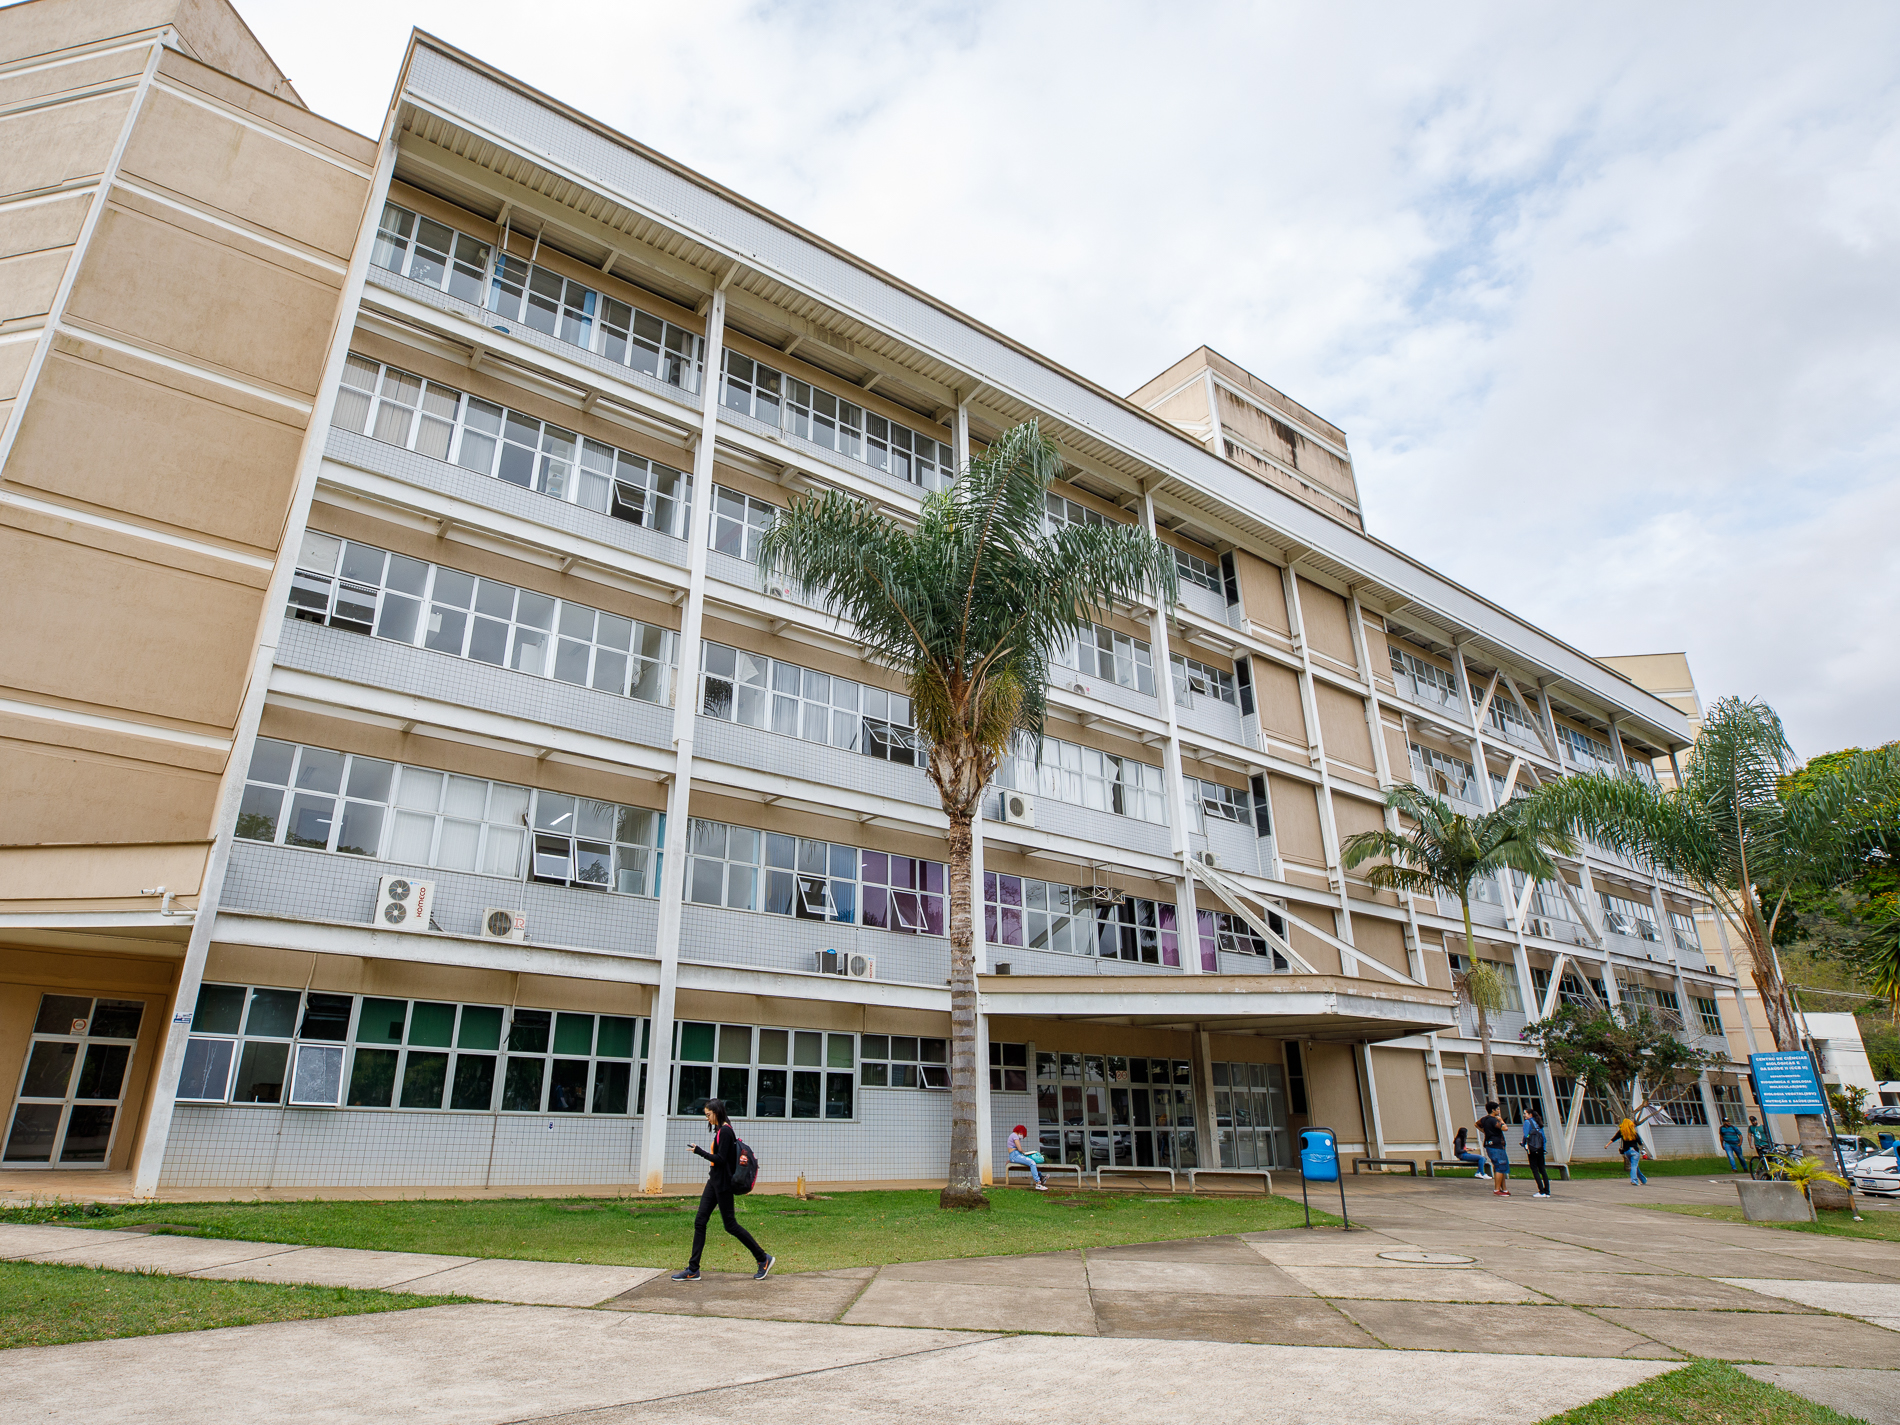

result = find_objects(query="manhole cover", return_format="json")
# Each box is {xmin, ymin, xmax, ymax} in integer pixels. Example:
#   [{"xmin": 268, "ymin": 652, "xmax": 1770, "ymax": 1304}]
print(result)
[{"xmin": 1377, "ymin": 1249, "xmax": 1474, "ymax": 1265}]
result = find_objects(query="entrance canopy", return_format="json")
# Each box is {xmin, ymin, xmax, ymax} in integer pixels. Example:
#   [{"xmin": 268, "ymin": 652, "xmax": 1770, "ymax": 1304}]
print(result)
[{"xmin": 978, "ymin": 973, "xmax": 1457, "ymax": 1043}]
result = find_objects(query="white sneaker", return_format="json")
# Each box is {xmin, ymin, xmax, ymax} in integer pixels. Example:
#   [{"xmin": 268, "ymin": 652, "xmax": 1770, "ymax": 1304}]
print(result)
[
  {"xmin": 1034, "ymin": 1184, "xmax": 1048, "ymax": 1192},
  {"xmin": 1534, "ymin": 1192, "xmax": 1550, "ymax": 1199}
]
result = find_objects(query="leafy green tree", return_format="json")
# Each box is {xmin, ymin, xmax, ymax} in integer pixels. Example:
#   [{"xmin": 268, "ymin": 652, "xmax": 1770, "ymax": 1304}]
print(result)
[
  {"xmin": 758, "ymin": 420, "xmax": 1175, "ymax": 1208},
  {"xmin": 1828, "ymin": 1084, "xmax": 1870, "ymax": 1135},
  {"xmin": 1525, "ymin": 699, "xmax": 1900, "ymax": 1205},
  {"xmin": 1519, "ymin": 1002, "xmax": 1717, "ymax": 1128},
  {"xmin": 1341, "ymin": 786, "xmax": 1575, "ymax": 1108}
]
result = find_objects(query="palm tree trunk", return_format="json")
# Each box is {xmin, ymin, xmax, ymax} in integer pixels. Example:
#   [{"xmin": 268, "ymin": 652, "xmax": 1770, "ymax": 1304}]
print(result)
[
  {"xmin": 939, "ymin": 809, "xmax": 987, "ymax": 1210},
  {"xmin": 1737, "ymin": 914, "xmax": 1849, "ymax": 1207},
  {"xmin": 1464, "ymin": 896, "xmax": 1495, "ymax": 1104}
]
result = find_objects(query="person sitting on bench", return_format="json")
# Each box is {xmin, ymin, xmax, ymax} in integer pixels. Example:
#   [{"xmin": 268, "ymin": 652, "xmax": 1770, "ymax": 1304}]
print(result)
[{"xmin": 1452, "ymin": 1124, "xmax": 1484, "ymax": 1175}]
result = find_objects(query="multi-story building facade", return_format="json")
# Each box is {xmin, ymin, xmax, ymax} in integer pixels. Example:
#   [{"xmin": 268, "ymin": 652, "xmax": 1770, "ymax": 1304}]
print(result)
[{"xmin": 2, "ymin": 0, "xmax": 1755, "ymax": 1194}]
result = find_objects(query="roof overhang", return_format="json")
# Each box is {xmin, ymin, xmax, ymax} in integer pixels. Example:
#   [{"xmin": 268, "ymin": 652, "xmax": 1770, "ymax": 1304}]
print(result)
[{"xmin": 980, "ymin": 974, "xmax": 1458, "ymax": 1043}]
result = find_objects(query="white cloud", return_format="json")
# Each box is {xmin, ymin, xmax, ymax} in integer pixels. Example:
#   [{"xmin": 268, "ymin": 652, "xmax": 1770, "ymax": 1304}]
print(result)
[{"xmin": 238, "ymin": 0, "xmax": 1900, "ymax": 753}]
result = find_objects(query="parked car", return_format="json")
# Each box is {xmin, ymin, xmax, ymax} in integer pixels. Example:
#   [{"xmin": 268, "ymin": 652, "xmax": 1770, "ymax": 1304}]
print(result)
[
  {"xmin": 1851, "ymin": 1145, "xmax": 1900, "ymax": 1198},
  {"xmin": 1866, "ymin": 1105, "xmax": 1900, "ymax": 1125}
]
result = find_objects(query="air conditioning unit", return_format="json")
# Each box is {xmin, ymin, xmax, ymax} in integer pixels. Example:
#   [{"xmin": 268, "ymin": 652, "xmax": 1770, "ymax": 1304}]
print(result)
[
  {"xmin": 1198, "ymin": 849, "xmax": 1222, "ymax": 870},
  {"xmin": 817, "ymin": 949, "xmax": 876, "ymax": 980},
  {"xmin": 1000, "ymin": 790, "xmax": 1036, "ymax": 827},
  {"xmin": 1070, "ymin": 679, "xmax": 1092, "ymax": 696},
  {"xmin": 481, "ymin": 907, "xmax": 526, "ymax": 942},
  {"xmin": 374, "ymin": 875, "xmax": 435, "ymax": 933}
]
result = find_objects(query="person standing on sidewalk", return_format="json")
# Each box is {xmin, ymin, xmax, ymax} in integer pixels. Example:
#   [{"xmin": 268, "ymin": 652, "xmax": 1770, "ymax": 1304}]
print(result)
[
  {"xmin": 1720, "ymin": 1120, "xmax": 1747, "ymax": 1172},
  {"xmin": 1521, "ymin": 1107, "xmax": 1551, "ymax": 1198},
  {"xmin": 1476, "ymin": 1100, "xmax": 1511, "ymax": 1196},
  {"xmin": 1007, "ymin": 1125, "xmax": 1048, "ymax": 1190},
  {"xmin": 671, "ymin": 1099, "xmax": 773, "ymax": 1282},
  {"xmin": 1608, "ymin": 1118, "xmax": 1647, "ymax": 1185}
]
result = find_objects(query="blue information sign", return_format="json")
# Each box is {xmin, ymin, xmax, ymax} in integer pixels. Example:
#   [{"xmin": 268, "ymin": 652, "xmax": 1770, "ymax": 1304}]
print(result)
[
  {"xmin": 1750, "ymin": 1052, "xmax": 1826, "ymax": 1114},
  {"xmin": 1300, "ymin": 1127, "xmax": 1340, "ymax": 1184}
]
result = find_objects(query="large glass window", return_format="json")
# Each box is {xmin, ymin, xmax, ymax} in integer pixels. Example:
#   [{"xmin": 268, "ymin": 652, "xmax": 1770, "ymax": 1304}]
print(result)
[
  {"xmin": 699, "ymin": 642, "xmax": 923, "ymax": 766},
  {"xmin": 1034, "ymin": 1051, "xmax": 1197, "ymax": 1170},
  {"xmin": 1173, "ymin": 546, "xmax": 1222, "ymax": 593},
  {"xmin": 721, "ymin": 352, "xmax": 954, "ymax": 492},
  {"xmin": 675, "ymin": 1022, "xmax": 856, "ymax": 1119},
  {"xmin": 708, "ymin": 486, "xmax": 777, "ymax": 563},
  {"xmin": 371, "ymin": 203, "xmax": 702, "ymax": 390},
  {"xmin": 334, "ymin": 353, "xmax": 692, "ymax": 538},
  {"xmin": 1185, "ymin": 777, "xmax": 1251, "ymax": 833},
  {"xmin": 1389, "ymin": 646, "xmax": 1458, "ymax": 707},
  {"xmin": 1198, "ymin": 909, "xmax": 1287, "ymax": 966},
  {"xmin": 1558, "ymin": 724, "xmax": 1618, "ymax": 772},
  {"xmin": 1171, "ymin": 653, "xmax": 1236, "ymax": 708},
  {"xmin": 991, "ymin": 734, "xmax": 1167, "ymax": 823},
  {"xmin": 858, "ymin": 1034, "xmax": 947, "ymax": 1090},
  {"xmin": 1601, "ymin": 891, "xmax": 1662, "ymax": 942},
  {"xmin": 983, "ymin": 873, "xmax": 1179, "ymax": 966},
  {"xmin": 1408, "ymin": 742, "xmax": 1481, "ymax": 806},
  {"xmin": 234, "ymin": 739, "xmax": 664, "ymax": 896},
  {"xmin": 175, "ymin": 983, "xmax": 648, "ymax": 1115},
  {"xmin": 1054, "ymin": 623, "xmax": 1155, "ymax": 697},
  {"xmin": 685, "ymin": 819, "xmax": 945, "ymax": 936},
  {"xmin": 289, "ymin": 532, "xmax": 677, "ymax": 706}
]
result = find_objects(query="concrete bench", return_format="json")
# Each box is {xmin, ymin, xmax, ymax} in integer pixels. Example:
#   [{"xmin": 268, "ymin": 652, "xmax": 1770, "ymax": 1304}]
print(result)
[
  {"xmin": 1352, "ymin": 1157, "xmax": 1418, "ymax": 1176},
  {"xmin": 1427, "ymin": 1158, "xmax": 1571, "ymax": 1180},
  {"xmin": 1091, "ymin": 1165, "xmax": 1177, "ymax": 1192},
  {"xmin": 1185, "ymin": 1167, "xmax": 1272, "ymax": 1194},
  {"xmin": 1003, "ymin": 1159, "xmax": 1083, "ymax": 1188}
]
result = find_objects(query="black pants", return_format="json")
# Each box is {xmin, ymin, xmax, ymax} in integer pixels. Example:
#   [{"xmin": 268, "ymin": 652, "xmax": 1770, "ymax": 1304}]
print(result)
[
  {"xmin": 1528, "ymin": 1149, "xmax": 1551, "ymax": 1195},
  {"xmin": 688, "ymin": 1177, "xmax": 766, "ymax": 1271}
]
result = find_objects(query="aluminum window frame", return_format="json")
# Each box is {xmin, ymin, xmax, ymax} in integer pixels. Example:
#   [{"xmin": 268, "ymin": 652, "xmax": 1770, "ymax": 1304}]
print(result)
[
  {"xmin": 673, "ymin": 1021, "xmax": 858, "ymax": 1118},
  {"xmin": 1033, "ymin": 1050, "xmax": 1199, "ymax": 1170}
]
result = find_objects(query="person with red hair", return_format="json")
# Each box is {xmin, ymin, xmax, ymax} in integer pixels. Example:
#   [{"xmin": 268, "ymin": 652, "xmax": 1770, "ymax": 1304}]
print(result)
[{"xmin": 1007, "ymin": 1124, "xmax": 1047, "ymax": 1190}]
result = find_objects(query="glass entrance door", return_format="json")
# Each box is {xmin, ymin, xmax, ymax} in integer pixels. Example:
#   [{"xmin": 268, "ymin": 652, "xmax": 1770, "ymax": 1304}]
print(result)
[
  {"xmin": 1214, "ymin": 1060, "xmax": 1288, "ymax": 1169},
  {"xmin": 3, "ymin": 995, "xmax": 146, "ymax": 1168}
]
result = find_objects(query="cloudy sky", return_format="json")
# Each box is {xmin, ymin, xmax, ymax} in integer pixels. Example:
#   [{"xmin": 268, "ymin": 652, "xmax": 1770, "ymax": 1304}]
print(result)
[{"xmin": 241, "ymin": 1, "xmax": 1900, "ymax": 756}]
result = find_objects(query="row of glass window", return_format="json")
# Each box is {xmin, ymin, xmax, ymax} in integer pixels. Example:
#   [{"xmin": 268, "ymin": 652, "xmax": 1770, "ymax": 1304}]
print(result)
[
  {"xmin": 991, "ymin": 734, "xmax": 1168, "ymax": 824},
  {"xmin": 1408, "ymin": 742, "xmax": 1481, "ymax": 806},
  {"xmin": 699, "ymin": 641, "xmax": 923, "ymax": 766},
  {"xmin": 236, "ymin": 739, "xmax": 663, "ymax": 895},
  {"xmin": 373, "ymin": 204, "xmax": 703, "ymax": 390},
  {"xmin": 720, "ymin": 351, "xmax": 954, "ymax": 491},
  {"xmin": 173, "ymin": 987, "xmax": 956, "ymax": 1119},
  {"xmin": 684, "ymin": 817, "xmax": 948, "ymax": 936},
  {"xmin": 1186, "ymin": 776, "xmax": 1252, "ymax": 831},
  {"xmin": 1055, "ymin": 623, "xmax": 1155, "ymax": 697},
  {"xmin": 1389, "ymin": 646, "xmax": 1458, "ymax": 706},
  {"xmin": 983, "ymin": 873, "xmax": 1182, "ymax": 965},
  {"xmin": 336, "ymin": 353, "xmax": 691, "ymax": 539},
  {"xmin": 1601, "ymin": 891, "xmax": 1662, "ymax": 942},
  {"xmin": 1171, "ymin": 653, "xmax": 1236, "ymax": 707},
  {"xmin": 1042, "ymin": 494, "xmax": 1223, "ymax": 599},
  {"xmin": 175, "ymin": 985, "xmax": 651, "ymax": 1114},
  {"xmin": 289, "ymin": 531, "xmax": 677, "ymax": 707}
]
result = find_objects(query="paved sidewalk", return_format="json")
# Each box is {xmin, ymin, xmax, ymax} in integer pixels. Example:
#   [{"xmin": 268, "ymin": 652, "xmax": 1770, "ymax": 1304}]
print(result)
[{"xmin": 5, "ymin": 1175, "xmax": 1900, "ymax": 1422}]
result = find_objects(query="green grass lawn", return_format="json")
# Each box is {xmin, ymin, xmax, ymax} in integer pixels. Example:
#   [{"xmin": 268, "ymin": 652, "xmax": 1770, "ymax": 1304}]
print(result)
[
  {"xmin": 1538, "ymin": 1358, "xmax": 1867, "ymax": 1425},
  {"xmin": 1647, "ymin": 1202, "xmax": 1900, "ymax": 1244},
  {"xmin": 3, "ymin": 1189, "xmax": 1329, "ymax": 1275},
  {"xmin": 0, "ymin": 1259, "xmax": 462, "ymax": 1351}
]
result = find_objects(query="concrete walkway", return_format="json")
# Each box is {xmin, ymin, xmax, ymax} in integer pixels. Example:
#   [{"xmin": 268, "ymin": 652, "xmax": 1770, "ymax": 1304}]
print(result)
[{"xmin": 5, "ymin": 1175, "xmax": 1900, "ymax": 1422}]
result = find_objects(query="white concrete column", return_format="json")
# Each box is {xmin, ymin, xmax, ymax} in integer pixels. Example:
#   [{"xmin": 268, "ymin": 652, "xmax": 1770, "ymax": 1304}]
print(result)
[
  {"xmin": 131, "ymin": 118, "xmax": 401, "ymax": 1197},
  {"xmin": 638, "ymin": 272, "xmax": 733, "ymax": 1192},
  {"xmin": 1358, "ymin": 1042, "xmax": 1388, "ymax": 1159},
  {"xmin": 1142, "ymin": 489, "xmax": 1203, "ymax": 974},
  {"xmin": 1202, "ymin": 369, "xmax": 1225, "ymax": 458},
  {"xmin": 953, "ymin": 392, "xmax": 971, "ymax": 472}
]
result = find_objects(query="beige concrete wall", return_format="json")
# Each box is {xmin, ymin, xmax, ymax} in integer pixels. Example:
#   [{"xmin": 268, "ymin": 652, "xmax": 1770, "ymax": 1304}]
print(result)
[
  {"xmin": 1302, "ymin": 1041, "xmax": 1367, "ymax": 1145},
  {"xmin": 1371, "ymin": 1045, "xmax": 1436, "ymax": 1146}
]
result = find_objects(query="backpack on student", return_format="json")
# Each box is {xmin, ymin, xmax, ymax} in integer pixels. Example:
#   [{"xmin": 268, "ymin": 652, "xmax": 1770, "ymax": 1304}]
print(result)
[{"xmin": 730, "ymin": 1135, "xmax": 760, "ymax": 1195}]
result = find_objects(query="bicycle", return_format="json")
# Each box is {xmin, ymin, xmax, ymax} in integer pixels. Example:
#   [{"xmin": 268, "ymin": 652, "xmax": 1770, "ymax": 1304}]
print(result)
[{"xmin": 1750, "ymin": 1145, "xmax": 1803, "ymax": 1181}]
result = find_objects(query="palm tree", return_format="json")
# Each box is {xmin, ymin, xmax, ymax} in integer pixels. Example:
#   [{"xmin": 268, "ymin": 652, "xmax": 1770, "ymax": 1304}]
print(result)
[
  {"xmin": 1341, "ymin": 785, "xmax": 1577, "ymax": 1108},
  {"xmin": 1455, "ymin": 961, "xmax": 1509, "ymax": 1107},
  {"xmin": 1525, "ymin": 698, "xmax": 1900, "ymax": 1208},
  {"xmin": 757, "ymin": 420, "xmax": 1177, "ymax": 1208}
]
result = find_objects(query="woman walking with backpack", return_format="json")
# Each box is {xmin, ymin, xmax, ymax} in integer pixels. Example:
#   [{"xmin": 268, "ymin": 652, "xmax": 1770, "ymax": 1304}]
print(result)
[
  {"xmin": 1607, "ymin": 1117, "xmax": 1647, "ymax": 1186},
  {"xmin": 671, "ymin": 1099, "xmax": 773, "ymax": 1282},
  {"xmin": 1522, "ymin": 1107, "xmax": 1552, "ymax": 1198}
]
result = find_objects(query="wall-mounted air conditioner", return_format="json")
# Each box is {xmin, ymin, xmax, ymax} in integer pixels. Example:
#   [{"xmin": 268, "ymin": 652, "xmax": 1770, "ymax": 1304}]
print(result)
[
  {"xmin": 1000, "ymin": 790, "xmax": 1036, "ymax": 828},
  {"xmin": 481, "ymin": 908, "xmax": 526, "ymax": 942},
  {"xmin": 374, "ymin": 875, "xmax": 435, "ymax": 932},
  {"xmin": 817, "ymin": 949, "xmax": 877, "ymax": 980},
  {"xmin": 1070, "ymin": 679, "xmax": 1092, "ymax": 696},
  {"xmin": 1198, "ymin": 850, "xmax": 1221, "ymax": 870}
]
